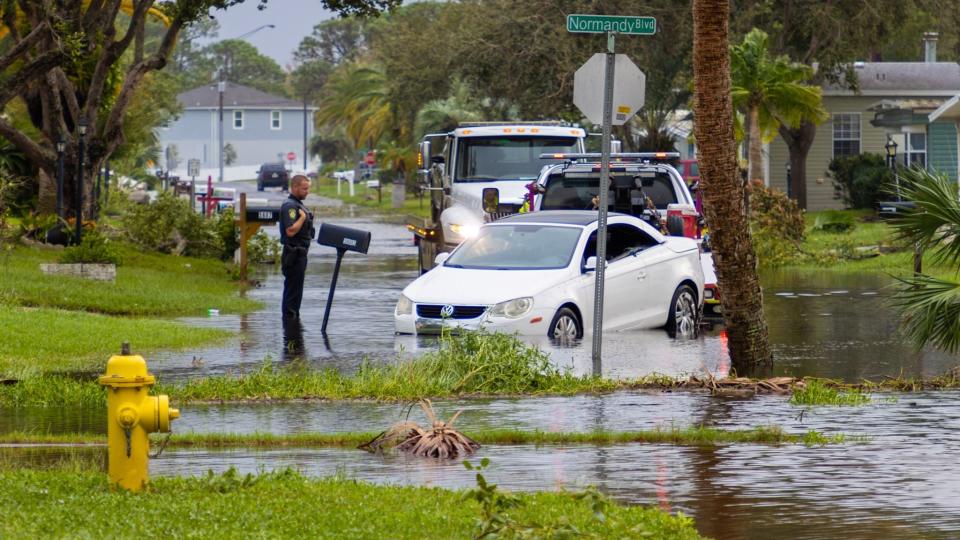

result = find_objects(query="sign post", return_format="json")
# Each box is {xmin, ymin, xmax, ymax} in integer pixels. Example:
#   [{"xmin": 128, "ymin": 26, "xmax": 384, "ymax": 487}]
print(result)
[{"xmin": 569, "ymin": 14, "xmax": 653, "ymax": 375}]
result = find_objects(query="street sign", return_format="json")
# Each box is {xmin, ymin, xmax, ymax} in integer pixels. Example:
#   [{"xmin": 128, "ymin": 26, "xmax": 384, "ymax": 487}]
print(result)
[
  {"xmin": 187, "ymin": 158, "xmax": 200, "ymax": 177},
  {"xmin": 574, "ymin": 53, "xmax": 646, "ymax": 126},
  {"xmin": 364, "ymin": 151, "xmax": 376, "ymax": 165},
  {"xmin": 566, "ymin": 14, "xmax": 656, "ymax": 35},
  {"xmin": 286, "ymin": 151, "xmax": 296, "ymax": 161}
]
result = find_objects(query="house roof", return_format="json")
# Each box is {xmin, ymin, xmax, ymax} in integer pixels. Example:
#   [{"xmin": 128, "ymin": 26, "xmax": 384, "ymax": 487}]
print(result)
[
  {"xmin": 822, "ymin": 62, "xmax": 960, "ymax": 96},
  {"xmin": 178, "ymin": 82, "xmax": 311, "ymax": 109},
  {"xmin": 929, "ymin": 95, "xmax": 960, "ymax": 122}
]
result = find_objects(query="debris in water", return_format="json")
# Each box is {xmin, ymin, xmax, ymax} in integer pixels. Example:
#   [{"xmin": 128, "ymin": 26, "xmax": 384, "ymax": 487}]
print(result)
[{"xmin": 359, "ymin": 399, "xmax": 480, "ymax": 459}]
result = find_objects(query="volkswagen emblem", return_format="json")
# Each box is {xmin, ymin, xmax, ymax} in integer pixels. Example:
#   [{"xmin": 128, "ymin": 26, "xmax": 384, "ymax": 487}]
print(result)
[{"xmin": 440, "ymin": 304, "xmax": 455, "ymax": 318}]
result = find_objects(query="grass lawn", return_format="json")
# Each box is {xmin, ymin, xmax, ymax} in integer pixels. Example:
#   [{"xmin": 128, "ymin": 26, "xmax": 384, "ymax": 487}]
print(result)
[
  {"xmin": 0, "ymin": 307, "xmax": 230, "ymax": 378},
  {"xmin": 0, "ymin": 244, "xmax": 260, "ymax": 317},
  {"xmin": 0, "ymin": 242, "xmax": 258, "ymax": 377},
  {"xmin": 0, "ymin": 469, "xmax": 702, "ymax": 539},
  {"xmin": 311, "ymin": 176, "xmax": 430, "ymax": 220},
  {"xmin": 784, "ymin": 210, "xmax": 959, "ymax": 277}
]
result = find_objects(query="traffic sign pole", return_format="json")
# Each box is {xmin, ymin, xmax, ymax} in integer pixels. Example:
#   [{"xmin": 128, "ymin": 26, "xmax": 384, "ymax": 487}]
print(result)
[{"xmin": 592, "ymin": 32, "xmax": 616, "ymax": 376}]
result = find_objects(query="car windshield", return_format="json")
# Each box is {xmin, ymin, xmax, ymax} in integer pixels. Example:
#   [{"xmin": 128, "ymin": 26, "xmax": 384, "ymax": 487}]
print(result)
[
  {"xmin": 456, "ymin": 136, "xmax": 579, "ymax": 182},
  {"xmin": 444, "ymin": 224, "xmax": 582, "ymax": 270}
]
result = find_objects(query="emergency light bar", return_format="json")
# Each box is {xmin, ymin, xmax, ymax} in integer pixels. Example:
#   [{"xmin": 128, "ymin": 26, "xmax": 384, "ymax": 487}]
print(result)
[{"xmin": 540, "ymin": 152, "xmax": 680, "ymax": 161}]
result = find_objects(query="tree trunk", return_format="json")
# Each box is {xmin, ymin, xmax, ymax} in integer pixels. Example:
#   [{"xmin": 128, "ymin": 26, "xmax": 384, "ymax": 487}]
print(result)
[
  {"xmin": 778, "ymin": 120, "xmax": 815, "ymax": 210},
  {"xmin": 747, "ymin": 104, "xmax": 763, "ymax": 184},
  {"xmin": 692, "ymin": 0, "xmax": 773, "ymax": 370},
  {"xmin": 36, "ymin": 167, "xmax": 56, "ymax": 216}
]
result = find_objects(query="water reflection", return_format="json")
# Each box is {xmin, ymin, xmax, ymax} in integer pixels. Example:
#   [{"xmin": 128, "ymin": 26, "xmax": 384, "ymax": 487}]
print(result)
[{"xmin": 281, "ymin": 316, "xmax": 306, "ymax": 361}]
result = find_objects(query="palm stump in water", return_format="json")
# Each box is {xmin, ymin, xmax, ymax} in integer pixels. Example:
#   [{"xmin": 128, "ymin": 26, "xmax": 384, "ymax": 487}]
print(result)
[{"xmin": 360, "ymin": 400, "xmax": 480, "ymax": 459}]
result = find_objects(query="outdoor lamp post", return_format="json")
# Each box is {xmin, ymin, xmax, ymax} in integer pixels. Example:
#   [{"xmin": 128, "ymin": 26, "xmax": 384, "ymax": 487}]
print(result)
[
  {"xmin": 886, "ymin": 136, "xmax": 899, "ymax": 200},
  {"xmin": 785, "ymin": 162, "xmax": 792, "ymax": 200},
  {"xmin": 56, "ymin": 136, "xmax": 65, "ymax": 219},
  {"xmin": 75, "ymin": 118, "xmax": 88, "ymax": 245}
]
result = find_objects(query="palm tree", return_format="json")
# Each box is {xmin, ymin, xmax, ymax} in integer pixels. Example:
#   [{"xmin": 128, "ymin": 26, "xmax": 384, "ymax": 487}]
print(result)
[
  {"xmin": 693, "ymin": 0, "xmax": 772, "ymax": 369},
  {"xmin": 316, "ymin": 63, "xmax": 395, "ymax": 150},
  {"xmin": 730, "ymin": 28, "xmax": 827, "ymax": 207},
  {"xmin": 889, "ymin": 168, "xmax": 960, "ymax": 353},
  {"xmin": 414, "ymin": 79, "xmax": 484, "ymax": 139}
]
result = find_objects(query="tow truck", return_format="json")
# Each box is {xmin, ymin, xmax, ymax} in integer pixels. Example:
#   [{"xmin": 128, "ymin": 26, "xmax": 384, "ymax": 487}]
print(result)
[
  {"xmin": 407, "ymin": 122, "xmax": 592, "ymax": 273},
  {"xmin": 485, "ymin": 151, "xmax": 722, "ymax": 318}
]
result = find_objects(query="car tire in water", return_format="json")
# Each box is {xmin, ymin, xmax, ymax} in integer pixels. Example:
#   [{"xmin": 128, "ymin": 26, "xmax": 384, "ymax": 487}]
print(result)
[
  {"xmin": 548, "ymin": 307, "xmax": 582, "ymax": 341},
  {"xmin": 666, "ymin": 284, "xmax": 699, "ymax": 338},
  {"xmin": 257, "ymin": 183, "xmax": 264, "ymax": 192}
]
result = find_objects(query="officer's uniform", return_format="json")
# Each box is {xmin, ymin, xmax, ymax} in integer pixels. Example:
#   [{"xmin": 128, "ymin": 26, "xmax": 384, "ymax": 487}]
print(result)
[{"xmin": 279, "ymin": 194, "xmax": 315, "ymax": 319}]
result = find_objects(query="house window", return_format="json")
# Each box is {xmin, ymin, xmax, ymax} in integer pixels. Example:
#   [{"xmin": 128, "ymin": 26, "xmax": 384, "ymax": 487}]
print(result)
[
  {"xmin": 905, "ymin": 132, "xmax": 926, "ymax": 168},
  {"xmin": 271, "ymin": 110, "xmax": 281, "ymax": 130},
  {"xmin": 233, "ymin": 110, "xmax": 244, "ymax": 129},
  {"xmin": 832, "ymin": 113, "xmax": 861, "ymax": 157}
]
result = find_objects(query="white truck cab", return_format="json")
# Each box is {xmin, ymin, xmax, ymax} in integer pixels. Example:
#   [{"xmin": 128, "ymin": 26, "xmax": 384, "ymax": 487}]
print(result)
[{"xmin": 409, "ymin": 122, "xmax": 588, "ymax": 273}]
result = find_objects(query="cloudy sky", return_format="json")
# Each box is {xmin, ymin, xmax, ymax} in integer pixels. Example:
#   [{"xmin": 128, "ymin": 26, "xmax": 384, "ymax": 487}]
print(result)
[{"xmin": 205, "ymin": 0, "xmax": 337, "ymax": 68}]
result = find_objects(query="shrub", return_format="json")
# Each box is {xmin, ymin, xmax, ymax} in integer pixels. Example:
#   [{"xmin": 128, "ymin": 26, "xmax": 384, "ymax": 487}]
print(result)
[
  {"xmin": 812, "ymin": 210, "xmax": 856, "ymax": 233},
  {"xmin": 748, "ymin": 180, "xmax": 805, "ymax": 266},
  {"xmin": 248, "ymin": 229, "xmax": 281, "ymax": 264},
  {"xmin": 215, "ymin": 207, "xmax": 240, "ymax": 261},
  {"xmin": 121, "ymin": 192, "xmax": 219, "ymax": 257},
  {"xmin": 828, "ymin": 153, "xmax": 893, "ymax": 209},
  {"xmin": 59, "ymin": 230, "xmax": 123, "ymax": 265}
]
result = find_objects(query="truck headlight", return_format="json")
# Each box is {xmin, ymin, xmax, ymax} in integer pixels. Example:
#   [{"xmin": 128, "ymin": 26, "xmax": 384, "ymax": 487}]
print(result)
[
  {"xmin": 489, "ymin": 297, "xmax": 534, "ymax": 319},
  {"xmin": 449, "ymin": 223, "xmax": 480, "ymax": 239},
  {"xmin": 395, "ymin": 294, "xmax": 413, "ymax": 316}
]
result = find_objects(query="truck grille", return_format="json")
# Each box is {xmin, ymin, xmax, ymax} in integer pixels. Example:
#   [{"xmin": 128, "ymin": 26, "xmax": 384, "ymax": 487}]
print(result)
[
  {"xmin": 417, "ymin": 304, "xmax": 488, "ymax": 320},
  {"xmin": 487, "ymin": 204, "xmax": 522, "ymax": 222}
]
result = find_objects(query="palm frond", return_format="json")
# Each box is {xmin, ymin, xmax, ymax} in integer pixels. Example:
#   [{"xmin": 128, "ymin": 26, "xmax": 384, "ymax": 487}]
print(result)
[
  {"xmin": 888, "ymin": 167, "xmax": 960, "ymax": 267},
  {"xmin": 891, "ymin": 274, "xmax": 960, "ymax": 353}
]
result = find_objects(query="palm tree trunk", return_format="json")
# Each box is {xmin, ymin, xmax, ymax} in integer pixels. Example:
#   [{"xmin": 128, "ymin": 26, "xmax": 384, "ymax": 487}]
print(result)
[
  {"xmin": 692, "ymin": 0, "xmax": 773, "ymax": 370},
  {"xmin": 748, "ymin": 104, "xmax": 763, "ymax": 184}
]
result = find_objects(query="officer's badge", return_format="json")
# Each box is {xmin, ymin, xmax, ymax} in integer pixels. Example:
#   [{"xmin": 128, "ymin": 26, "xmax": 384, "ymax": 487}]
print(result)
[{"xmin": 288, "ymin": 208, "xmax": 296, "ymax": 219}]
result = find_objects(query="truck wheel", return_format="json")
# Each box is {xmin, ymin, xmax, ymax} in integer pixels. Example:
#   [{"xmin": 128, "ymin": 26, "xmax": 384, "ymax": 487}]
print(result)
[
  {"xmin": 257, "ymin": 182, "xmax": 264, "ymax": 192},
  {"xmin": 548, "ymin": 307, "xmax": 582, "ymax": 341},
  {"xmin": 666, "ymin": 215, "xmax": 684, "ymax": 236}
]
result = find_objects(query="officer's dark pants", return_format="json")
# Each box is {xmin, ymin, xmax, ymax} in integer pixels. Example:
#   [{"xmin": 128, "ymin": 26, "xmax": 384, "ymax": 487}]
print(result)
[{"xmin": 281, "ymin": 246, "xmax": 308, "ymax": 319}]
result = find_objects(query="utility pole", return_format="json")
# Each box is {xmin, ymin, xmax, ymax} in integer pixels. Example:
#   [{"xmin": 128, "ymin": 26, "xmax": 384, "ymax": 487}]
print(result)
[{"xmin": 218, "ymin": 75, "xmax": 225, "ymax": 183}]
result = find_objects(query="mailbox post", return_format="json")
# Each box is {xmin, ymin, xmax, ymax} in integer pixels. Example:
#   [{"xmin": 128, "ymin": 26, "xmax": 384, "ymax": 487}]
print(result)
[{"xmin": 317, "ymin": 223, "xmax": 371, "ymax": 334}]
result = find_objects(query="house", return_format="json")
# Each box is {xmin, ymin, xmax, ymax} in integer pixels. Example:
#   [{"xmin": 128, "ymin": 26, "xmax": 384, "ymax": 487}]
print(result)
[
  {"xmin": 157, "ymin": 82, "xmax": 318, "ymax": 179},
  {"xmin": 767, "ymin": 33, "xmax": 960, "ymax": 210}
]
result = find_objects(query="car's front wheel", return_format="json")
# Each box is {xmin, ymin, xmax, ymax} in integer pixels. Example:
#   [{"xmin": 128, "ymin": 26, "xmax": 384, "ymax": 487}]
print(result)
[
  {"xmin": 548, "ymin": 307, "xmax": 582, "ymax": 341},
  {"xmin": 257, "ymin": 182, "xmax": 264, "ymax": 192},
  {"xmin": 666, "ymin": 284, "xmax": 699, "ymax": 338}
]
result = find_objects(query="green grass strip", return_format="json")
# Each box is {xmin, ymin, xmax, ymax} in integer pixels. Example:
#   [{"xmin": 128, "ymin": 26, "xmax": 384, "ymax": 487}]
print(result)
[
  {"xmin": 0, "ymin": 426, "xmax": 858, "ymax": 448},
  {"xmin": 790, "ymin": 379, "xmax": 872, "ymax": 406},
  {"xmin": 0, "ymin": 469, "xmax": 701, "ymax": 539},
  {"xmin": 0, "ymin": 307, "xmax": 232, "ymax": 379}
]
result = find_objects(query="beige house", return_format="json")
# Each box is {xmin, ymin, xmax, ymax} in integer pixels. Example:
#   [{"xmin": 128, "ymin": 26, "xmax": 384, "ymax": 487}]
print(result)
[{"xmin": 768, "ymin": 42, "xmax": 960, "ymax": 210}]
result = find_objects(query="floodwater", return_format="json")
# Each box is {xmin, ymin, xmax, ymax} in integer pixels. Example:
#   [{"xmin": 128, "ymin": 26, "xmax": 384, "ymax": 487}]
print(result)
[
  {"xmin": 148, "ymin": 216, "xmax": 958, "ymax": 383},
  {"xmin": 7, "ymin": 213, "xmax": 960, "ymax": 539},
  {"xmin": 5, "ymin": 391, "xmax": 960, "ymax": 539}
]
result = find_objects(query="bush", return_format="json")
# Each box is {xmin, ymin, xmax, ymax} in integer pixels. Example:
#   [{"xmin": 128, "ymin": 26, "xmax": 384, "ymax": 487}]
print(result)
[
  {"xmin": 121, "ymin": 192, "xmax": 220, "ymax": 257},
  {"xmin": 59, "ymin": 230, "xmax": 123, "ymax": 265},
  {"xmin": 248, "ymin": 229, "xmax": 281, "ymax": 264},
  {"xmin": 748, "ymin": 180, "xmax": 805, "ymax": 266},
  {"xmin": 828, "ymin": 153, "xmax": 893, "ymax": 209},
  {"xmin": 215, "ymin": 207, "xmax": 240, "ymax": 261},
  {"xmin": 812, "ymin": 210, "xmax": 856, "ymax": 233}
]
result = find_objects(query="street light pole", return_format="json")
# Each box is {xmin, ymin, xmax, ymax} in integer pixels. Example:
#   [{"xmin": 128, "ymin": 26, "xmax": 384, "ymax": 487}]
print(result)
[
  {"xmin": 75, "ymin": 118, "xmax": 88, "ymax": 245},
  {"xmin": 218, "ymin": 76, "xmax": 225, "ymax": 183},
  {"xmin": 56, "ymin": 137, "xmax": 65, "ymax": 219},
  {"xmin": 303, "ymin": 95, "xmax": 308, "ymax": 171}
]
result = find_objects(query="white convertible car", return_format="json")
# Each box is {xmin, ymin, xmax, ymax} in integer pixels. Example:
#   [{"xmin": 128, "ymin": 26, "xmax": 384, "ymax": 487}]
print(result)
[{"xmin": 394, "ymin": 211, "xmax": 704, "ymax": 339}]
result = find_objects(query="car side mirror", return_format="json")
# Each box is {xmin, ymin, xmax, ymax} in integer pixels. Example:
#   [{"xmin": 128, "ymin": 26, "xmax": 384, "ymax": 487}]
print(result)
[
  {"xmin": 418, "ymin": 141, "xmax": 431, "ymax": 171},
  {"xmin": 434, "ymin": 252, "xmax": 450, "ymax": 266},
  {"xmin": 482, "ymin": 188, "xmax": 500, "ymax": 213},
  {"xmin": 583, "ymin": 256, "xmax": 597, "ymax": 272},
  {"xmin": 430, "ymin": 155, "xmax": 445, "ymax": 165}
]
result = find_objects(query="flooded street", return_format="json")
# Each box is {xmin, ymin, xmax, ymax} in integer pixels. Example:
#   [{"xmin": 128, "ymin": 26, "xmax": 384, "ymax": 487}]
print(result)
[
  {"xmin": 7, "ymin": 213, "xmax": 960, "ymax": 539},
  {"xmin": 151, "ymin": 215, "xmax": 958, "ymax": 382}
]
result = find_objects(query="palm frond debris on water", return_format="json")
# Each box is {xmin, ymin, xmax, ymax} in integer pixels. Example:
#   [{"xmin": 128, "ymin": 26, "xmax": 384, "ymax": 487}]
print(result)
[{"xmin": 359, "ymin": 399, "xmax": 480, "ymax": 459}]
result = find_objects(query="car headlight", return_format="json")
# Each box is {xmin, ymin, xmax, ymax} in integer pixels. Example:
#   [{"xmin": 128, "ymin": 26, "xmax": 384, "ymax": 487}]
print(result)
[
  {"xmin": 449, "ymin": 223, "xmax": 480, "ymax": 239},
  {"xmin": 489, "ymin": 297, "xmax": 534, "ymax": 319},
  {"xmin": 395, "ymin": 294, "xmax": 413, "ymax": 316}
]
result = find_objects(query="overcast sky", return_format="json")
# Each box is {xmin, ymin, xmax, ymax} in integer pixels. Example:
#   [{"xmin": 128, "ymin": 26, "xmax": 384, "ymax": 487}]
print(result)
[{"xmin": 204, "ymin": 0, "xmax": 337, "ymax": 69}]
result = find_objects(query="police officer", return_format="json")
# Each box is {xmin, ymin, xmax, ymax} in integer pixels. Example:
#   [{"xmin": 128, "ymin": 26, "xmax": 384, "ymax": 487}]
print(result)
[{"xmin": 279, "ymin": 174, "xmax": 315, "ymax": 319}]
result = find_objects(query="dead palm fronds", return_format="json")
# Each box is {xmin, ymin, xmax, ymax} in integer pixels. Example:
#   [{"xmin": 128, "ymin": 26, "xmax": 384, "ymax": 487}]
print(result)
[{"xmin": 359, "ymin": 399, "xmax": 480, "ymax": 459}]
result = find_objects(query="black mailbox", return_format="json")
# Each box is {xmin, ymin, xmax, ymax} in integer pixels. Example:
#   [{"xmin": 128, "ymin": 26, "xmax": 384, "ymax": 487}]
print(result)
[
  {"xmin": 317, "ymin": 223, "xmax": 371, "ymax": 254},
  {"xmin": 245, "ymin": 206, "xmax": 281, "ymax": 223}
]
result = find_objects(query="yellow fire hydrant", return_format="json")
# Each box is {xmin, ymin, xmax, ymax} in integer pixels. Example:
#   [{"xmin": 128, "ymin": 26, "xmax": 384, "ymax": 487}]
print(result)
[{"xmin": 99, "ymin": 343, "xmax": 179, "ymax": 492}]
